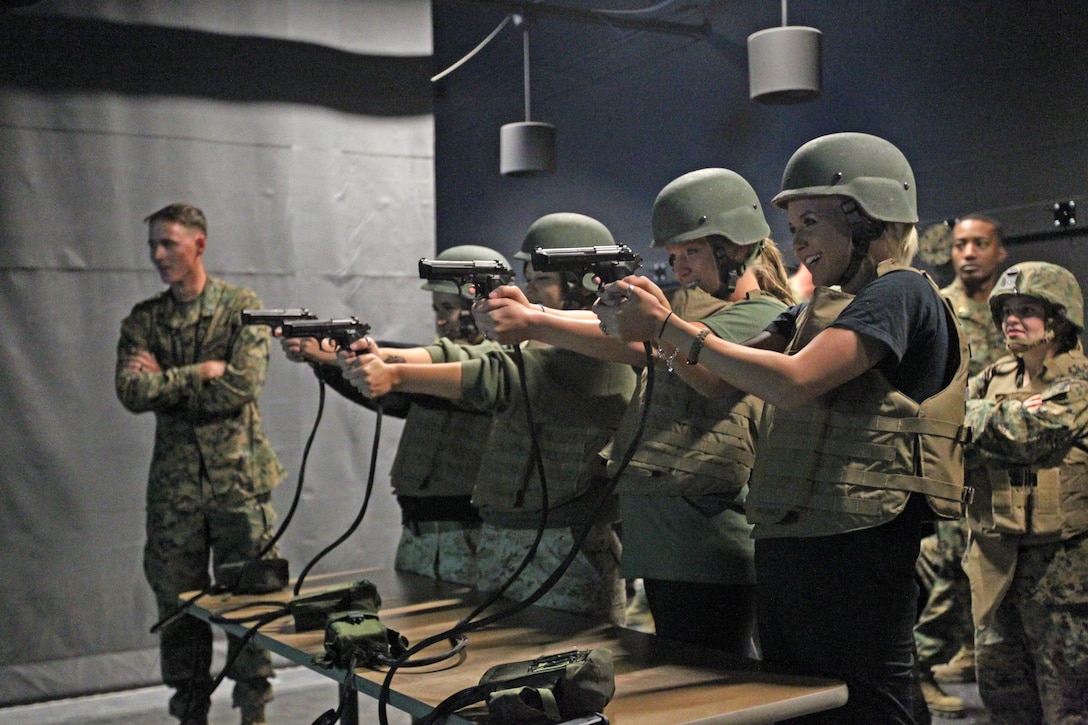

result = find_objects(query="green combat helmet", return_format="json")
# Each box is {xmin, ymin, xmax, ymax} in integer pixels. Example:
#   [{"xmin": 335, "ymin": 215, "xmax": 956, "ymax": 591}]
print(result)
[
  {"xmin": 988, "ymin": 261, "xmax": 1084, "ymax": 333},
  {"xmin": 519, "ymin": 212, "xmax": 615, "ymax": 309},
  {"xmin": 770, "ymin": 132, "xmax": 918, "ymax": 224},
  {"xmin": 651, "ymin": 168, "xmax": 770, "ymax": 249},
  {"xmin": 421, "ymin": 244, "xmax": 512, "ymax": 295},
  {"xmin": 651, "ymin": 168, "xmax": 770, "ymax": 296},
  {"xmin": 516, "ymin": 212, "xmax": 615, "ymax": 260},
  {"xmin": 770, "ymin": 133, "xmax": 917, "ymax": 287}
]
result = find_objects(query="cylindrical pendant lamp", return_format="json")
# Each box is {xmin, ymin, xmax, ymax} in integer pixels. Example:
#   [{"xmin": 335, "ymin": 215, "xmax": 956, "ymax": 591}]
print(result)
[
  {"xmin": 500, "ymin": 19, "xmax": 556, "ymax": 176},
  {"xmin": 500, "ymin": 121, "xmax": 557, "ymax": 176},
  {"xmin": 747, "ymin": 1, "xmax": 822, "ymax": 104}
]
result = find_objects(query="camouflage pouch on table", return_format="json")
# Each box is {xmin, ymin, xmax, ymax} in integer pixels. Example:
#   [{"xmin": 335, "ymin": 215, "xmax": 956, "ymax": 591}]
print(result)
[
  {"xmin": 215, "ymin": 557, "xmax": 290, "ymax": 594},
  {"xmin": 288, "ymin": 579, "xmax": 382, "ymax": 631},
  {"xmin": 312, "ymin": 609, "xmax": 409, "ymax": 670},
  {"xmin": 484, "ymin": 649, "xmax": 615, "ymax": 723}
]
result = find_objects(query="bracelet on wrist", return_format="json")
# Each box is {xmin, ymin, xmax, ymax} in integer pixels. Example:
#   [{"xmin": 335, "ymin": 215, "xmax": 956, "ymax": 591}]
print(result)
[
  {"xmin": 686, "ymin": 328, "xmax": 711, "ymax": 366},
  {"xmin": 655, "ymin": 343, "xmax": 679, "ymax": 373},
  {"xmin": 658, "ymin": 311, "xmax": 674, "ymax": 339}
]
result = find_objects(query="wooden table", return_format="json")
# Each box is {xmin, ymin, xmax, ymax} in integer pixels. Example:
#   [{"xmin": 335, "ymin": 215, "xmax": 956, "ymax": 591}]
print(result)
[{"xmin": 184, "ymin": 568, "xmax": 847, "ymax": 724}]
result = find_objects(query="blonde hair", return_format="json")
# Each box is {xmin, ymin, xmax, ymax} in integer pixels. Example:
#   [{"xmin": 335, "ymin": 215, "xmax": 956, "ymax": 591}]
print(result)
[
  {"xmin": 753, "ymin": 238, "xmax": 796, "ymax": 306},
  {"xmin": 887, "ymin": 222, "xmax": 918, "ymax": 265}
]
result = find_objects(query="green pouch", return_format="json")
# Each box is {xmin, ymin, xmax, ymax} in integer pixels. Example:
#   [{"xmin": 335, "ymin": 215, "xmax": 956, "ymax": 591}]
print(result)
[
  {"xmin": 483, "ymin": 649, "xmax": 615, "ymax": 723},
  {"xmin": 288, "ymin": 579, "xmax": 382, "ymax": 632},
  {"xmin": 214, "ymin": 557, "xmax": 290, "ymax": 594},
  {"xmin": 313, "ymin": 609, "xmax": 409, "ymax": 670}
]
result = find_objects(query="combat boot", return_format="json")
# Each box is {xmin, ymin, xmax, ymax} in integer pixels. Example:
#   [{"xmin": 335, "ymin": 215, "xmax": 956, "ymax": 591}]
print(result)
[
  {"xmin": 920, "ymin": 675, "xmax": 965, "ymax": 719},
  {"xmin": 240, "ymin": 702, "xmax": 267, "ymax": 725},
  {"xmin": 170, "ymin": 682, "xmax": 211, "ymax": 725},
  {"xmin": 931, "ymin": 644, "xmax": 975, "ymax": 683}
]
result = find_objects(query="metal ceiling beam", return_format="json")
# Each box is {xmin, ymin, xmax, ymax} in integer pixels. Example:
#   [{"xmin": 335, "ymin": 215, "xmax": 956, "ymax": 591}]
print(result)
[{"xmin": 439, "ymin": 0, "xmax": 711, "ymax": 39}]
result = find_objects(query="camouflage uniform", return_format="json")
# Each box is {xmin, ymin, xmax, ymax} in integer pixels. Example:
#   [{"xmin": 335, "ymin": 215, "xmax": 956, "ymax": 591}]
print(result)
[
  {"xmin": 965, "ymin": 349, "xmax": 1088, "ymax": 724},
  {"xmin": 116, "ymin": 277, "xmax": 286, "ymax": 720},
  {"xmin": 914, "ymin": 278, "xmax": 1007, "ymax": 672},
  {"xmin": 944, "ymin": 277, "xmax": 1008, "ymax": 378}
]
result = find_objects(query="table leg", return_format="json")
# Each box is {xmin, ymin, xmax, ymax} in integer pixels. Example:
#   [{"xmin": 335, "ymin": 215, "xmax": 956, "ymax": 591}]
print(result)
[{"xmin": 340, "ymin": 686, "xmax": 358, "ymax": 725}]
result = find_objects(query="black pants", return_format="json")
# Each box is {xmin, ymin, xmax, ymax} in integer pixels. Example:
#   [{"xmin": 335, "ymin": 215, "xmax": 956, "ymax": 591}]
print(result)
[
  {"xmin": 642, "ymin": 578, "xmax": 757, "ymax": 657},
  {"xmin": 754, "ymin": 504, "xmax": 929, "ymax": 724}
]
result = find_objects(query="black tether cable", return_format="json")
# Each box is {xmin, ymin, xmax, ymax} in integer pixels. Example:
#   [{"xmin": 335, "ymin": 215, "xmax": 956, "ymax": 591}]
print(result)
[
  {"xmin": 311, "ymin": 653, "xmax": 359, "ymax": 725},
  {"xmin": 151, "ymin": 376, "xmax": 327, "ymax": 635},
  {"xmin": 172, "ymin": 376, "xmax": 329, "ymax": 723},
  {"xmin": 376, "ymin": 342, "xmax": 548, "ymax": 725},
  {"xmin": 293, "ymin": 399, "xmax": 382, "ymax": 594},
  {"xmin": 201, "ymin": 380, "xmax": 388, "ymax": 712},
  {"xmin": 378, "ymin": 342, "xmax": 657, "ymax": 725}
]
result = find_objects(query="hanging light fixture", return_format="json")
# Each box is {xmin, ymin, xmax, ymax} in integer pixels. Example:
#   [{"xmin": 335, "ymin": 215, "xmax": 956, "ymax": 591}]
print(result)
[
  {"xmin": 747, "ymin": 0, "xmax": 822, "ymax": 104},
  {"xmin": 500, "ymin": 15, "xmax": 556, "ymax": 177}
]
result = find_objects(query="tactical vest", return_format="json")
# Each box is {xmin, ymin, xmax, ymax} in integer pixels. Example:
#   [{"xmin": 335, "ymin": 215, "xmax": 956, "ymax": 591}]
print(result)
[
  {"xmin": 966, "ymin": 350, "xmax": 1088, "ymax": 543},
  {"xmin": 609, "ymin": 374, "xmax": 761, "ymax": 497},
  {"xmin": 471, "ymin": 347, "xmax": 634, "ymax": 514},
  {"xmin": 747, "ymin": 264, "xmax": 971, "ymax": 538},
  {"xmin": 605, "ymin": 288, "xmax": 764, "ymax": 498},
  {"xmin": 390, "ymin": 403, "xmax": 493, "ymax": 498}
]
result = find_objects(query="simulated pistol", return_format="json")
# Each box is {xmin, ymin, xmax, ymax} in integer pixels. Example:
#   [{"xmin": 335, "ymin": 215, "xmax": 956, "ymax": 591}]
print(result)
[
  {"xmin": 530, "ymin": 244, "xmax": 642, "ymax": 291},
  {"xmin": 418, "ymin": 257, "xmax": 514, "ymax": 299},
  {"xmin": 279, "ymin": 317, "xmax": 371, "ymax": 353},
  {"xmin": 241, "ymin": 308, "xmax": 318, "ymax": 327}
]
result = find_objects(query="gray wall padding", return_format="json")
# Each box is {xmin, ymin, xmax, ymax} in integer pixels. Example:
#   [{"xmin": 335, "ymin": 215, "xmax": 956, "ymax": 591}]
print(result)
[{"xmin": 0, "ymin": 0, "xmax": 434, "ymax": 704}]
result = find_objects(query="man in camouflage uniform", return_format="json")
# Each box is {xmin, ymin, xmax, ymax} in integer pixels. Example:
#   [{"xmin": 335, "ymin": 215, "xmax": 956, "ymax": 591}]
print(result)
[
  {"xmin": 915, "ymin": 214, "xmax": 1008, "ymax": 716},
  {"xmin": 964, "ymin": 262, "xmax": 1088, "ymax": 724},
  {"xmin": 942, "ymin": 215, "xmax": 1008, "ymax": 376},
  {"xmin": 116, "ymin": 204, "xmax": 286, "ymax": 725}
]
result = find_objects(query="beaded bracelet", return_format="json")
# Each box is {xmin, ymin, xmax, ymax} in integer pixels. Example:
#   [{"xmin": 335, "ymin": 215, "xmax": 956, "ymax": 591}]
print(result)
[
  {"xmin": 655, "ymin": 344, "xmax": 679, "ymax": 373},
  {"xmin": 686, "ymin": 328, "xmax": 711, "ymax": 365}
]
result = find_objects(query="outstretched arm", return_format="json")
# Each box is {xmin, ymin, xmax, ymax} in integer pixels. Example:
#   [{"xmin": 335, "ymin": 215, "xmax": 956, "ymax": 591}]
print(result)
[
  {"xmin": 474, "ymin": 284, "xmax": 652, "ymax": 367},
  {"xmin": 341, "ymin": 354, "xmax": 465, "ymax": 400},
  {"xmin": 596, "ymin": 276, "xmax": 883, "ymax": 409}
]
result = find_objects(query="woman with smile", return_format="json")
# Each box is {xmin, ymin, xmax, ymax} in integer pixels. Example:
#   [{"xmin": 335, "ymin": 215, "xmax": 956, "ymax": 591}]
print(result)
[{"xmin": 595, "ymin": 133, "xmax": 971, "ymax": 724}]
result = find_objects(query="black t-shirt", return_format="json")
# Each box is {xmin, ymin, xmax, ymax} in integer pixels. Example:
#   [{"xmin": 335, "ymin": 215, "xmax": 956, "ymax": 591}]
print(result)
[{"xmin": 765, "ymin": 270, "xmax": 957, "ymax": 403}]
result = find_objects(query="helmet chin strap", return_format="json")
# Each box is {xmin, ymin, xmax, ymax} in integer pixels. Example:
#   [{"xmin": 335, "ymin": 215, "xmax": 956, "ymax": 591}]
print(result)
[
  {"xmin": 836, "ymin": 243, "xmax": 870, "ymax": 289},
  {"xmin": 458, "ymin": 309, "xmax": 482, "ymax": 343},
  {"xmin": 835, "ymin": 200, "xmax": 884, "ymax": 289},
  {"xmin": 1006, "ymin": 328, "xmax": 1054, "ymax": 355},
  {"xmin": 713, "ymin": 240, "xmax": 764, "ymax": 299}
]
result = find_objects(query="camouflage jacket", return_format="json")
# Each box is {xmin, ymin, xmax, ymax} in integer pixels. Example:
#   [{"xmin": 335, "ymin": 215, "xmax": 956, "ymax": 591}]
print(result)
[
  {"xmin": 966, "ymin": 348, "xmax": 1088, "ymax": 540},
  {"xmin": 941, "ymin": 277, "xmax": 1006, "ymax": 376},
  {"xmin": 115, "ymin": 277, "xmax": 286, "ymax": 507}
]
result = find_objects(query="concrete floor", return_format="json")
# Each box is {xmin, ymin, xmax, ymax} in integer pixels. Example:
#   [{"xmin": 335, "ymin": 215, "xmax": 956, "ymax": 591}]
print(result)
[
  {"xmin": 0, "ymin": 667, "xmax": 413, "ymax": 725},
  {"xmin": 0, "ymin": 663, "xmax": 991, "ymax": 725}
]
